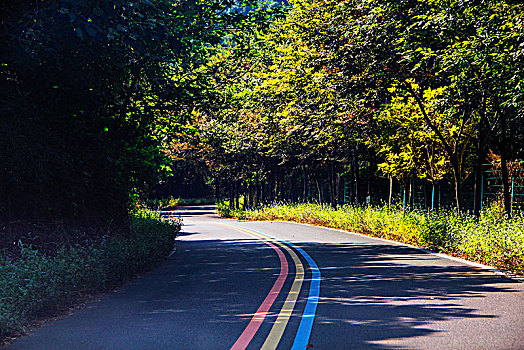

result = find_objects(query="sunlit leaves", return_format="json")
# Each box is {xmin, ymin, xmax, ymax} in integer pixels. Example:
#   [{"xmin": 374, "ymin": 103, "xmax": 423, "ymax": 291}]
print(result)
[{"xmin": 372, "ymin": 82, "xmax": 455, "ymax": 183}]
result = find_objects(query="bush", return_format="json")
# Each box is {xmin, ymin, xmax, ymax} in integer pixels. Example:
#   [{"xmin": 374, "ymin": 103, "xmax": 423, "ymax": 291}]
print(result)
[
  {"xmin": 217, "ymin": 202, "xmax": 524, "ymax": 276},
  {"xmin": 140, "ymin": 196, "xmax": 181, "ymax": 210},
  {"xmin": 0, "ymin": 209, "xmax": 180, "ymax": 339}
]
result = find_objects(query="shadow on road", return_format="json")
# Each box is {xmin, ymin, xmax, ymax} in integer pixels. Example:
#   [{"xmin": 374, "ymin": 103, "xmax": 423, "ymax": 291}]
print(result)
[
  {"xmin": 301, "ymin": 242, "xmax": 521, "ymax": 349},
  {"xmin": 9, "ymin": 237, "xmax": 520, "ymax": 349},
  {"xmin": 141, "ymin": 239, "xmax": 520, "ymax": 349}
]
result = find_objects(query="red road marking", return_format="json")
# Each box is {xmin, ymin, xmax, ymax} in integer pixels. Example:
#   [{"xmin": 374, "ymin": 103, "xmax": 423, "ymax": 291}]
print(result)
[{"xmin": 230, "ymin": 238, "xmax": 289, "ymax": 350}]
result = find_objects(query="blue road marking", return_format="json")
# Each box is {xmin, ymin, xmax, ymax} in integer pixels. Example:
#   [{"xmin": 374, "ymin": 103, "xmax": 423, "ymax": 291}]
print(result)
[{"xmin": 229, "ymin": 224, "xmax": 321, "ymax": 350}]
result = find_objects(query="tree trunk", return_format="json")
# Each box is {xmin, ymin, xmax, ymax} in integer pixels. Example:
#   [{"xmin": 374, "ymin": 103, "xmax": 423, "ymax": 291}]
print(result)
[
  {"xmin": 314, "ymin": 173, "xmax": 322, "ymax": 203},
  {"xmin": 335, "ymin": 174, "xmax": 341, "ymax": 207},
  {"xmin": 367, "ymin": 151, "xmax": 373, "ymax": 202},
  {"xmin": 473, "ymin": 150, "xmax": 483, "ymax": 216},
  {"xmin": 229, "ymin": 180, "xmax": 233, "ymax": 209},
  {"xmin": 270, "ymin": 171, "xmax": 276, "ymax": 203},
  {"xmin": 286, "ymin": 165, "xmax": 295, "ymax": 203},
  {"xmin": 408, "ymin": 178, "xmax": 413, "ymax": 208},
  {"xmin": 349, "ymin": 163, "xmax": 354, "ymax": 203},
  {"xmin": 500, "ymin": 111, "xmax": 511, "ymax": 216},
  {"xmin": 405, "ymin": 81, "xmax": 464, "ymax": 212},
  {"xmin": 249, "ymin": 182, "xmax": 254, "ymax": 209},
  {"xmin": 302, "ymin": 166, "xmax": 307, "ymax": 202},
  {"xmin": 402, "ymin": 183, "xmax": 406, "ymax": 210},
  {"xmin": 215, "ymin": 177, "xmax": 220, "ymax": 203},
  {"xmin": 243, "ymin": 182, "xmax": 248, "ymax": 209},
  {"xmin": 352, "ymin": 145, "xmax": 360, "ymax": 205},
  {"xmin": 255, "ymin": 179, "xmax": 260, "ymax": 208},
  {"xmin": 234, "ymin": 180, "xmax": 239, "ymax": 209},
  {"xmin": 452, "ymin": 167, "xmax": 462, "ymax": 213},
  {"xmin": 274, "ymin": 171, "xmax": 279, "ymax": 202},
  {"xmin": 388, "ymin": 176, "xmax": 393, "ymax": 207},
  {"xmin": 260, "ymin": 180, "xmax": 265, "ymax": 206},
  {"xmin": 474, "ymin": 93, "xmax": 487, "ymax": 216},
  {"xmin": 328, "ymin": 161, "xmax": 336, "ymax": 207}
]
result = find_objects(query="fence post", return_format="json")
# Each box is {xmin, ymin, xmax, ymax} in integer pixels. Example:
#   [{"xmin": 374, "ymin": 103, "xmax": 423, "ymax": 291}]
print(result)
[
  {"xmin": 402, "ymin": 184, "xmax": 406, "ymax": 210},
  {"xmin": 438, "ymin": 184, "xmax": 441, "ymax": 208},
  {"xmin": 511, "ymin": 176, "xmax": 515, "ymax": 210},
  {"xmin": 412, "ymin": 178, "xmax": 415, "ymax": 207},
  {"xmin": 431, "ymin": 183, "xmax": 435, "ymax": 211},
  {"xmin": 343, "ymin": 176, "xmax": 347, "ymax": 204},
  {"xmin": 480, "ymin": 172, "xmax": 484, "ymax": 210}
]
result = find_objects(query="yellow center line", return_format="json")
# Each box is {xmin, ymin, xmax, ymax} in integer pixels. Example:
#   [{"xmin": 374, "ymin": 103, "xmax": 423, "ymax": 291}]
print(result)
[
  {"xmin": 261, "ymin": 243, "xmax": 304, "ymax": 350},
  {"xmin": 216, "ymin": 223, "xmax": 305, "ymax": 350}
]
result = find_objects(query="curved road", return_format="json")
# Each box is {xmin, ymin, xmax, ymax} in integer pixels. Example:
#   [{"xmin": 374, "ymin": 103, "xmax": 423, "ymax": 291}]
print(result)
[{"xmin": 6, "ymin": 206, "xmax": 524, "ymax": 349}]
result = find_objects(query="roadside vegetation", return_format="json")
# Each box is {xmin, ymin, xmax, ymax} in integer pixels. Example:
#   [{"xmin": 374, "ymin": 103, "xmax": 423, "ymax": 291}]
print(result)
[
  {"xmin": 0, "ymin": 210, "xmax": 180, "ymax": 341},
  {"xmin": 218, "ymin": 202, "xmax": 524, "ymax": 276},
  {"xmin": 0, "ymin": 1, "xmax": 276, "ymax": 343},
  {"xmin": 142, "ymin": 197, "xmax": 217, "ymax": 210},
  {"xmin": 186, "ymin": 0, "xmax": 524, "ymax": 215},
  {"xmin": 2, "ymin": 0, "xmax": 523, "ymax": 341}
]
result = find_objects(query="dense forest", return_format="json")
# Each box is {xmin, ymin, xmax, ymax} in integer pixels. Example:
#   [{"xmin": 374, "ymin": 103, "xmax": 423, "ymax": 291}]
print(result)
[
  {"xmin": 1, "ymin": 0, "xmax": 523, "ymax": 248},
  {"xmin": 3, "ymin": 0, "xmax": 524, "ymax": 340},
  {"xmin": 174, "ymin": 0, "xmax": 524, "ymax": 215},
  {"xmin": 0, "ymin": 0, "xmax": 283, "ymax": 248}
]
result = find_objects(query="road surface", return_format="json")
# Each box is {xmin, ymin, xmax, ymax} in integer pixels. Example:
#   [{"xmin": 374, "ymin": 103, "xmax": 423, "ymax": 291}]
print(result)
[{"xmin": 5, "ymin": 206, "xmax": 524, "ymax": 349}]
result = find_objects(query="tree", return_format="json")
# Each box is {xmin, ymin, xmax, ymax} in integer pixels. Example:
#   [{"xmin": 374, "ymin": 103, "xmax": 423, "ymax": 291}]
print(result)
[{"xmin": 0, "ymin": 0, "xmax": 279, "ymax": 246}]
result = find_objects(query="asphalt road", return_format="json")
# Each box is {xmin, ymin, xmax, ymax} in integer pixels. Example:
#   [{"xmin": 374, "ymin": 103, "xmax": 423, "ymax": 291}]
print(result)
[{"xmin": 5, "ymin": 206, "xmax": 524, "ymax": 349}]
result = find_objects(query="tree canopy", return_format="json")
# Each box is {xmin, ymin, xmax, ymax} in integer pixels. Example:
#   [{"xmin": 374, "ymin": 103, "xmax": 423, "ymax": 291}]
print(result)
[
  {"xmin": 189, "ymin": 0, "xmax": 524, "ymax": 212},
  {"xmin": 1, "ymin": 0, "xmax": 523, "ymax": 249},
  {"xmin": 0, "ymin": 0, "xmax": 282, "ymax": 247}
]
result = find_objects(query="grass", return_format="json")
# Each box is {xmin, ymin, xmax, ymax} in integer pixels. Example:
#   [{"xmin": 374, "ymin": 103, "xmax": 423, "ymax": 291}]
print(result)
[
  {"xmin": 0, "ymin": 209, "xmax": 180, "ymax": 341},
  {"xmin": 217, "ymin": 202, "xmax": 524, "ymax": 276},
  {"xmin": 140, "ymin": 196, "xmax": 216, "ymax": 210},
  {"xmin": 140, "ymin": 196, "xmax": 180, "ymax": 210}
]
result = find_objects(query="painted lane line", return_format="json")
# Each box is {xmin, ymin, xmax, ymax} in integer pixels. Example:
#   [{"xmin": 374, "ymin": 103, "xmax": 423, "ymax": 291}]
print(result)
[
  {"xmin": 224, "ymin": 224, "xmax": 306, "ymax": 350},
  {"xmin": 289, "ymin": 245, "xmax": 320, "ymax": 350},
  {"xmin": 216, "ymin": 224, "xmax": 289, "ymax": 350},
  {"xmin": 261, "ymin": 243, "xmax": 304, "ymax": 350},
  {"xmin": 227, "ymin": 224, "xmax": 321, "ymax": 350},
  {"xmin": 266, "ymin": 219, "xmax": 523, "ymax": 283}
]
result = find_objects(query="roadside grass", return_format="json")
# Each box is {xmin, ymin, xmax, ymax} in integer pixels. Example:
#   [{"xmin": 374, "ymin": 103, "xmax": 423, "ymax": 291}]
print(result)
[
  {"xmin": 141, "ymin": 196, "xmax": 216, "ymax": 210},
  {"xmin": 175, "ymin": 197, "xmax": 216, "ymax": 206},
  {"xmin": 0, "ymin": 209, "xmax": 180, "ymax": 341},
  {"xmin": 217, "ymin": 202, "xmax": 524, "ymax": 276},
  {"xmin": 141, "ymin": 196, "xmax": 180, "ymax": 210}
]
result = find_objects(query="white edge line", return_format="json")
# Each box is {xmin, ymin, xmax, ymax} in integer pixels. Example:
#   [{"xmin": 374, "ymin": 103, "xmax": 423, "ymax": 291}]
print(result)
[{"xmin": 262, "ymin": 220, "xmax": 524, "ymax": 283}]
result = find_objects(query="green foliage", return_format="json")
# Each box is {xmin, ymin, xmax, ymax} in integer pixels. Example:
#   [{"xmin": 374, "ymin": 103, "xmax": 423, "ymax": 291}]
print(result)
[
  {"xmin": 141, "ymin": 196, "xmax": 181, "ymax": 210},
  {"xmin": 199, "ymin": 0, "xmax": 524, "ymax": 212},
  {"xmin": 372, "ymin": 83, "xmax": 459, "ymax": 184},
  {"xmin": 0, "ymin": 0, "xmax": 281, "ymax": 245},
  {"xmin": 141, "ymin": 196, "xmax": 217, "ymax": 209},
  {"xmin": 175, "ymin": 197, "xmax": 217, "ymax": 205},
  {"xmin": 218, "ymin": 202, "xmax": 524, "ymax": 275},
  {"xmin": 0, "ymin": 209, "xmax": 180, "ymax": 339},
  {"xmin": 216, "ymin": 198, "xmax": 248, "ymax": 218}
]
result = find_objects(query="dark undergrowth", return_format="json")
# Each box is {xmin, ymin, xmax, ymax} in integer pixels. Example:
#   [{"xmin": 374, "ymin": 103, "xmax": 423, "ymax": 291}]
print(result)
[{"xmin": 0, "ymin": 209, "xmax": 180, "ymax": 342}]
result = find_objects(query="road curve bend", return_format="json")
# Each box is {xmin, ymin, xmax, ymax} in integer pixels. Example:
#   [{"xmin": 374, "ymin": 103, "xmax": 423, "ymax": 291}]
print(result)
[{"xmin": 5, "ymin": 207, "xmax": 523, "ymax": 350}]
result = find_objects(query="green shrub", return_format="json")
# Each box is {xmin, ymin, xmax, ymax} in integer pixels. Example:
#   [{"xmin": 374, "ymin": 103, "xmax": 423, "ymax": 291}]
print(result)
[
  {"xmin": 0, "ymin": 209, "xmax": 180, "ymax": 339},
  {"xmin": 176, "ymin": 197, "xmax": 216, "ymax": 206},
  {"xmin": 140, "ymin": 196, "xmax": 181, "ymax": 210},
  {"xmin": 217, "ymin": 202, "xmax": 524, "ymax": 276},
  {"xmin": 141, "ymin": 196, "xmax": 217, "ymax": 210}
]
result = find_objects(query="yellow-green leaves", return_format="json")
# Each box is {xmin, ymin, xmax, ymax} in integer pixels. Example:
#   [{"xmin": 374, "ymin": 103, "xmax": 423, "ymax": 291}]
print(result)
[{"xmin": 372, "ymin": 84, "xmax": 458, "ymax": 183}]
